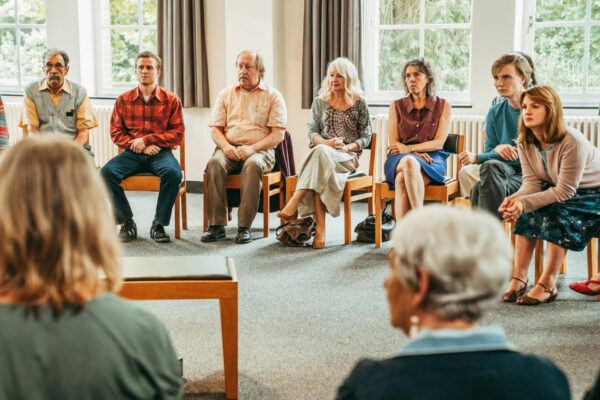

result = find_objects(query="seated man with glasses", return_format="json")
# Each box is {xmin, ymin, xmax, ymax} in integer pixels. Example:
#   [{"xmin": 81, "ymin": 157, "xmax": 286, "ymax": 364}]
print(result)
[{"xmin": 19, "ymin": 49, "xmax": 97, "ymax": 155}]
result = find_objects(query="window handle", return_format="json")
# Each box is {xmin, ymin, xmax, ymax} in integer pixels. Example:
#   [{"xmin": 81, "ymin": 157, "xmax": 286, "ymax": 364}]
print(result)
[{"xmin": 527, "ymin": 16, "xmax": 533, "ymax": 34}]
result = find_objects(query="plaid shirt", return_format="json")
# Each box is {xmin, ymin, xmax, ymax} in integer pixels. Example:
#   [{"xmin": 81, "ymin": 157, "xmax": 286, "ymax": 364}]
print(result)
[
  {"xmin": 110, "ymin": 86, "xmax": 184, "ymax": 150},
  {"xmin": 0, "ymin": 96, "xmax": 8, "ymax": 147}
]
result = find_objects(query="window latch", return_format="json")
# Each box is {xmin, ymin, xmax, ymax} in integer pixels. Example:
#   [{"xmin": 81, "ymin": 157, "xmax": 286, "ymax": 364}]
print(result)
[{"xmin": 527, "ymin": 16, "xmax": 533, "ymax": 34}]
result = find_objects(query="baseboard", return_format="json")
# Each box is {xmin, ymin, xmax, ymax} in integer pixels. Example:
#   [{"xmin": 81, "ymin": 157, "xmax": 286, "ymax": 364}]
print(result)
[{"xmin": 187, "ymin": 181, "xmax": 203, "ymax": 193}]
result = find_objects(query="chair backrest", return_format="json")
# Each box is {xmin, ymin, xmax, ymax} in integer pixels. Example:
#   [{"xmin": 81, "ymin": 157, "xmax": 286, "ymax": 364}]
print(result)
[
  {"xmin": 443, "ymin": 133, "xmax": 464, "ymax": 176},
  {"xmin": 442, "ymin": 133, "xmax": 463, "ymax": 154}
]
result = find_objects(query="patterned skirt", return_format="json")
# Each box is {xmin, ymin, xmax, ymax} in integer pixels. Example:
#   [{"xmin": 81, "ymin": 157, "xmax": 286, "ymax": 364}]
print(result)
[
  {"xmin": 384, "ymin": 150, "xmax": 449, "ymax": 190},
  {"xmin": 513, "ymin": 186, "xmax": 600, "ymax": 251}
]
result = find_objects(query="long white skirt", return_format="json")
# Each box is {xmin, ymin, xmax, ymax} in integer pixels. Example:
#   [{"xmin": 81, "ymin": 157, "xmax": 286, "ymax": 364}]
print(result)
[{"xmin": 297, "ymin": 144, "xmax": 358, "ymax": 218}]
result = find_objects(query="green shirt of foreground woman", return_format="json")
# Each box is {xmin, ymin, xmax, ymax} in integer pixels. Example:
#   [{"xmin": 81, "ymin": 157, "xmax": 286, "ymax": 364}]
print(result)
[{"xmin": 0, "ymin": 137, "xmax": 183, "ymax": 399}]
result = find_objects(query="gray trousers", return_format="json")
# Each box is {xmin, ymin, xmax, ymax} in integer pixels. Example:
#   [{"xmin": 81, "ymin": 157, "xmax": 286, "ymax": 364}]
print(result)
[
  {"xmin": 205, "ymin": 148, "xmax": 275, "ymax": 228},
  {"xmin": 470, "ymin": 159, "xmax": 522, "ymax": 218}
]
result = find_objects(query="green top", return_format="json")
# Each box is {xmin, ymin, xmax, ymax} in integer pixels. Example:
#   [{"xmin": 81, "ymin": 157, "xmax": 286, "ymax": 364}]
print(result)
[{"xmin": 0, "ymin": 293, "xmax": 183, "ymax": 400}]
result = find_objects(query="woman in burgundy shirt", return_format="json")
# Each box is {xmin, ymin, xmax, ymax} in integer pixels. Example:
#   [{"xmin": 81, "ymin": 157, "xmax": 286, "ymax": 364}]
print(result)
[{"xmin": 383, "ymin": 58, "xmax": 451, "ymax": 219}]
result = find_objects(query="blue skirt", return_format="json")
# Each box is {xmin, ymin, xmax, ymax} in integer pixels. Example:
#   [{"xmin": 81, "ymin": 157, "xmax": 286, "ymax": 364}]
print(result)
[
  {"xmin": 384, "ymin": 151, "xmax": 449, "ymax": 190},
  {"xmin": 513, "ymin": 186, "xmax": 600, "ymax": 251}
]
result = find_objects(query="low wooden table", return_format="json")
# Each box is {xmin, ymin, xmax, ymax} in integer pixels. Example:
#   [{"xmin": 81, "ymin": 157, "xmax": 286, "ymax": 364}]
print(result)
[{"xmin": 117, "ymin": 255, "xmax": 238, "ymax": 399}]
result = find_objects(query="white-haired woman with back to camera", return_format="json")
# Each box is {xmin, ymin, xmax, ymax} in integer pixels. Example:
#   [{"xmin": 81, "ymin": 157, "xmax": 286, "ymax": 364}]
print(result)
[
  {"xmin": 337, "ymin": 205, "xmax": 569, "ymax": 400},
  {"xmin": 278, "ymin": 57, "xmax": 371, "ymax": 248},
  {"xmin": 0, "ymin": 137, "xmax": 183, "ymax": 399}
]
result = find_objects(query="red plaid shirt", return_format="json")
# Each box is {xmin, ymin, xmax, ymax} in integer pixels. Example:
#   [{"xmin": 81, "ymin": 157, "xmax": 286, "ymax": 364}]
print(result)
[{"xmin": 110, "ymin": 86, "xmax": 184, "ymax": 150}]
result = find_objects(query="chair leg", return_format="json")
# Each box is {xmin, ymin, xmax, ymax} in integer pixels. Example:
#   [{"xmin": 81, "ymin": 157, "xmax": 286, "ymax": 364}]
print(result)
[
  {"xmin": 344, "ymin": 186, "xmax": 352, "ymax": 245},
  {"xmin": 174, "ymin": 193, "xmax": 181, "ymax": 239},
  {"xmin": 367, "ymin": 186, "xmax": 374, "ymax": 215},
  {"xmin": 182, "ymin": 191, "xmax": 188, "ymax": 230},
  {"xmin": 375, "ymin": 184, "xmax": 382, "ymax": 248},
  {"xmin": 263, "ymin": 178, "xmax": 269, "ymax": 238},
  {"xmin": 534, "ymin": 240, "xmax": 544, "ymax": 282},
  {"xmin": 560, "ymin": 254, "xmax": 567, "ymax": 274},
  {"xmin": 219, "ymin": 297, "xmax": 238, "ymax": 400},
  {"xmin": 203, "ymin": 174, "xmax": 208, "ymax": 232},
  {"xmin": 587, "ymin": 237, "xmax": 597, "ymax": 279}
]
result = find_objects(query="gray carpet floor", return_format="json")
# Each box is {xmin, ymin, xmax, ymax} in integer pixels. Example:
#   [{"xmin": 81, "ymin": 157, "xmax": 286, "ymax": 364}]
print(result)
[{"xmin": 121, "ymin": 192, "xmax": 600, "ymax": 400}]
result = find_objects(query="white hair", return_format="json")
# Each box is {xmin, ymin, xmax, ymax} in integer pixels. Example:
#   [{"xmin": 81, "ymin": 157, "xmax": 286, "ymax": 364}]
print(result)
[
  {"xmin": 318, "ymin": 57, "xmax": 364, "ymax": 105},
  {"xmin": 390, "ymin": 205, "xmax": 512, "ymax": 322}
]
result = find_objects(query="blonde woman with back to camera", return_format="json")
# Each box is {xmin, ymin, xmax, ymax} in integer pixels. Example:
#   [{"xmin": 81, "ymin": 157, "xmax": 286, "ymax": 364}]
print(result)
[
  {"xmin": 278, "ymin": 57, "xmax": 371, "ymax": 248},
  {"xmin": 337, "ymin": 205, "xmax": 570, "ymax": 399},
  {"xmin": 0, "ymin": 137, "xmax": 183, "ymax": 399}
]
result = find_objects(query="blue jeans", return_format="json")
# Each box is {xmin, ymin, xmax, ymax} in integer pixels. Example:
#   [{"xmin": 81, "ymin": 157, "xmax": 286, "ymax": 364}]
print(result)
[{"xmin": 100, "ymin": 148, "xmax": 182, "ymax": 226}]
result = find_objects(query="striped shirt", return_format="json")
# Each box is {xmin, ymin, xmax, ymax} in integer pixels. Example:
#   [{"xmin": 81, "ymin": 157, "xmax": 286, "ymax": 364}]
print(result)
[
  {"xmin": 110, "ymin": 86, "xmax": 184, "ymax": 150},
  {"xmin": 209, "ymin": 81, "xmax": 287, "ymax": 146},
  {"xmin": 0, "ymin": 95, "xmax": 8, "ymax": 147}
]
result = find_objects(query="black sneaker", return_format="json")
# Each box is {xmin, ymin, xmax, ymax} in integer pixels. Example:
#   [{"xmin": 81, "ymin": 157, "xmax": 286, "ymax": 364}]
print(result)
[
  {"xmin": 201, "ymin": 225, "xmax": 226, "ymax": 242},
  {"xmin": 119, "ymin": 219, "xmax": 137, "ymax": 242},
  {"xmin": 150, "ymin": 220, "xmax": 170, "ymax": 243}
]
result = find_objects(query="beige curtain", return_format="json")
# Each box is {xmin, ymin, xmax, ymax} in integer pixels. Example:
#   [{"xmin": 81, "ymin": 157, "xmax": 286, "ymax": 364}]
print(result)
[
  {"xmin": 302, "ymin": 0, "xmax": 362, "ymax": 109},
  {"xmin": 158, "ymin": 0, "xmax": 209, "ymax": 108}
]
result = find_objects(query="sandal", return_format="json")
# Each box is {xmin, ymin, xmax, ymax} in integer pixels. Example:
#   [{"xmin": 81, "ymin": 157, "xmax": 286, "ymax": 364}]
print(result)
[
  {"xmin": 502, "ymin": 277, "xmax": 528, "ymax": 302},
  {"xmin": 517, "ymin": 282, "xmax": 558, "ymax": 305},
  {"xmin": 569, "ymin": 280, "xmax": 600, "ymax": 296}
]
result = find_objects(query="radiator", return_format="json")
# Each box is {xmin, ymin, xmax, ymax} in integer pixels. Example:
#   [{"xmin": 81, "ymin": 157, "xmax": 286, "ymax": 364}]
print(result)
[
  {"xmin": 3, "ymin": 102, "xmax": 119, "ymax": 168},
  {"xmin": 371, "ymin": 114, "xmax": 600, "ymax": 181}
]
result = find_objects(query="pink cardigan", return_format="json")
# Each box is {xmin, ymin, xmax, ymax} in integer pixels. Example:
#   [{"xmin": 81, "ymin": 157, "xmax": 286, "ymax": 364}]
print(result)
[{"xmin": 514, "ymin": 127, "xmax": 600, "ymax": 213}]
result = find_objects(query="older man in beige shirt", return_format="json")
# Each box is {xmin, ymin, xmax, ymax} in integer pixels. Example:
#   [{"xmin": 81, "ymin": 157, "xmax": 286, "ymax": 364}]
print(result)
[{"xmin": 202, "ymin": 50, "xmax": 287, "ymax": 244}]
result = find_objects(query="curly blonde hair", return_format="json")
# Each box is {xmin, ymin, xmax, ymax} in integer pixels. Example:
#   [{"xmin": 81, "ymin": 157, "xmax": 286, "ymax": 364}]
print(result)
[
  {"xmin": 319, "ymin": 57, "xmax": 364, "ymax": 105},
  {"xmin": 0, "ymin": 137, "xmax": 122, "ymax": 312}
]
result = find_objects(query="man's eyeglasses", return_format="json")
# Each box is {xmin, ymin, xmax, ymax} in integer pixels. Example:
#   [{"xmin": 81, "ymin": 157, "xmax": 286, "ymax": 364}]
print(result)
[{"xmin": 45, "ymin": 63, "xmax": 66, "ymax": 71}]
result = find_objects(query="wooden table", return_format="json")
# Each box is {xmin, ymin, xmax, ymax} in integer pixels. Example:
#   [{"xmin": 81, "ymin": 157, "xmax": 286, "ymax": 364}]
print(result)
[{"xmin": 117, "ymin": 255, "xmax": 238, "ymax": 399}]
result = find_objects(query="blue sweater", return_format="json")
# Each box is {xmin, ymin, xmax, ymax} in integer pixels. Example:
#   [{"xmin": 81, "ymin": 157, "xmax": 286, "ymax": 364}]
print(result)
[{"xmin": 477, "ymin": 100, "xmax": 521, "ymax": 165}]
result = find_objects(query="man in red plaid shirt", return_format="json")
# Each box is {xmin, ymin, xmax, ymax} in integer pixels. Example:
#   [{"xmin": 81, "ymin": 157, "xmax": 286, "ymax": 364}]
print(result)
[{"xmin": 100, "ymin": 51, "xmax": 184, "ymax": 243}]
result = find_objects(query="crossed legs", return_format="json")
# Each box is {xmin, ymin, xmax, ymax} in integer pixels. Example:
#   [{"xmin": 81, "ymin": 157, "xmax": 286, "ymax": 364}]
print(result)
[{"xmin": 393, "ymin": 156, "xmax": 431, "ymax": 219}]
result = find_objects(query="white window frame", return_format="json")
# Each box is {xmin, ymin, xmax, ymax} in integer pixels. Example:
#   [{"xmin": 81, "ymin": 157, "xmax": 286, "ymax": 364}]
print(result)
[
  {"xmin": 0, "ymin": 0, "xmax": 47, "ymax": 93},
  {"xmin": 363, "ymin": 0, "xmax": 472, "ymax": 105},
  {"xmin": 520, "ymin": 0, "xmax": 600, "ymax": 106},
  {"xmin": 92, "ymin": 0, "xmax": 157, "ymax": 97}
]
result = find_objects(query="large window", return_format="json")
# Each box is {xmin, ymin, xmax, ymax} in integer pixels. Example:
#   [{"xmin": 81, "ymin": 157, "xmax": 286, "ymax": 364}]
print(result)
[
  {"xmin": 95, "ymin": 0, "xmax": 157, "ymax": 94},
  {"xmin": 0, "ymin": 0, "xmax": 46, "ymax": 90},
  {"xmin": 363, "ymin": 0, "xmax": 472, "ymax": 104},
  {"xmin": 524, "ymin": 0, "xmax": 600, "ymax": 104}
]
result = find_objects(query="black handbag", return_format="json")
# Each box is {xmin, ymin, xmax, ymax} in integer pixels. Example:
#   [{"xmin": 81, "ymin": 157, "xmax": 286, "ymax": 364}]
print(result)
[{"xmin": 354, "ymin": 204, "xmax": 395, "ymax": 243}]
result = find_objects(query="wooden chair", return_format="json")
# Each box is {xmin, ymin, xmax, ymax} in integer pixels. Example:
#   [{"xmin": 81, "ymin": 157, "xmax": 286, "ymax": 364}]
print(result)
[
  {"xmin": 284, "ymin": 133, "xmax": 379, "ymax": 244},
  {"xmin": 533, "ymin": 241, "xmax": 568, "ymax": 282},
  {"xmin": 585, "ymin": 232, "xmax": 600, "ymax": 301},
  {"xmin": 119, "ymin": 135, "xmax": 187, "ymax": 238},
  {"xmin": 374, "ymin": 133, "xmax": 463, "ymax": 247},
  {"xmin": 117, "ymin": 255, "xmax": 238, "ymax": 399},
  {"xmin": 203, "ymin": 170, "xmax": 284, "ymax": 238}
]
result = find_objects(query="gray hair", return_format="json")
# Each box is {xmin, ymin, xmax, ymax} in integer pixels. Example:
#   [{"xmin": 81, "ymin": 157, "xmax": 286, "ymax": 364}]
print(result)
[
  {"xmin": 390, "ymin": 205, "xmax": 512, "ymax": 322},
  {"xmin": 43, "ymin": 48, "xmax": 70, "ymax": 67},
  {"xmin": 235, "ymin": 50, "xmax": 265, "ymax": 79}
]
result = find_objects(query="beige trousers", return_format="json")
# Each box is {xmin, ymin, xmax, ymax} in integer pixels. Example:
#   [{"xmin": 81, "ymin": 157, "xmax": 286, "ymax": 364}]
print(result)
[
  {"xmin": 205, "ymin": 148, "xmax": 275, "ymax": 227},
  {"xmin": 458, "ymin": 164, "xmax": 481, "ymax": 197}
]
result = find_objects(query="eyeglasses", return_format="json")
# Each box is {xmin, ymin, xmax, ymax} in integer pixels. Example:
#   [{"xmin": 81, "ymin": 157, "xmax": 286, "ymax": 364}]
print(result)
[{"xmin": 45, "ymin": 63, "xmax": 66, "ymax": 71}]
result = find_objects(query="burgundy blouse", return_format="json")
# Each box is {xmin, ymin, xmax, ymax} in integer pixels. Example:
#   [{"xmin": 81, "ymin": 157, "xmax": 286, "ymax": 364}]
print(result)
[{"xmin": 394, "ymin": 95, "xmax": 445, "ymax": 144}]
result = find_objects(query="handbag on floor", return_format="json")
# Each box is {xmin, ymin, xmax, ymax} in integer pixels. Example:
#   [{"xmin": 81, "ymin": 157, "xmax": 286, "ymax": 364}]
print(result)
[
  {"xmin": 354, "ymin": 204, "xmax": 395, "ymax": 243},
  {"xmin": 276, "ymin": 216, "xmax": 316, "ymax": 247}
]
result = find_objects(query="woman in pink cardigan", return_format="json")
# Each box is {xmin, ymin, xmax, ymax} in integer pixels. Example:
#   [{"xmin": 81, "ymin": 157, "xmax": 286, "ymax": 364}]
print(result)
[{"xmin": 499, "ymin": 86, "xmax": 600, "ymax": 305}]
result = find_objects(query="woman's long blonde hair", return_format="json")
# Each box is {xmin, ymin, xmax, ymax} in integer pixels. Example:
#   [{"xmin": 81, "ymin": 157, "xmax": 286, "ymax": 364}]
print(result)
[
  {"xmin": 517, "ymin": 86, "xmax": 568, "ymax": 145},
  {"xmin": 318, "ymin": 57, "xmax": 364, "ymax": 105},
  {"xmin": 0, "ymin": 137, "xmax": 122, "ymax": 311}
]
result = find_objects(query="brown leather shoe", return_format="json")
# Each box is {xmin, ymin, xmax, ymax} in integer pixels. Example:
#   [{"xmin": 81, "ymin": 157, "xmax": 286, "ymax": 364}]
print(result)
[
  {"xmin": 517, "ymin": 282, "xmax": 558, "ymax": 305},
  {"xmin": 502, "ymin": 276, "xmax": 528, "ymax": 302}
]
